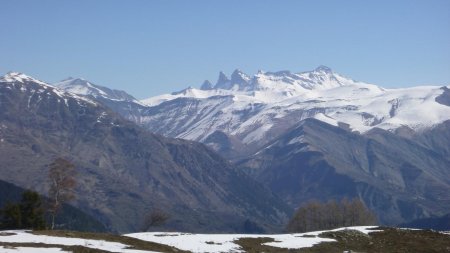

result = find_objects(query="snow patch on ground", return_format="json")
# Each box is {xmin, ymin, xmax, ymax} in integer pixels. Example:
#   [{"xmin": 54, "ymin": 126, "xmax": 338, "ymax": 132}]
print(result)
[
  {"xmin": 126, "ymin": 226, "xmax": 379, "ymax": 253},
  {"xmin": 0, "ymin": 230, "xmax": 158, "ymax": 253},
  {"xmin": 0, "ymin": 246, "xmax": 69, "ymax": 253}
]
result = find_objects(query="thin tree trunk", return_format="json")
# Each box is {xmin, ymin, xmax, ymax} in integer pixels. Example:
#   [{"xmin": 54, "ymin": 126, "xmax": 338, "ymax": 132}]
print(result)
[{"xmin": 51, "ymin": 213, "xmax": 55, "ymax": 230}]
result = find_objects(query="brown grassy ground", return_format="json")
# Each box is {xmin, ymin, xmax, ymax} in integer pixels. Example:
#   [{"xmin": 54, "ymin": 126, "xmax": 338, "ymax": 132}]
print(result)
[
  {"xmin": 31, "ymin": 230, "xmax": 189, "ymax": 253},
  {"xmin": 1, "ymin": 228, "xmax": 448, "ymax": 252},
  {"xmin": 234, "ymin": 227, "xmax": 450, "ymax": 253}
]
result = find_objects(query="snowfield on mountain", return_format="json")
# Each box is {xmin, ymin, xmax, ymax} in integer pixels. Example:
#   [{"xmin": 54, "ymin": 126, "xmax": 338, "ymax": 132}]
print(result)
[
  {"xmin": 54, "ymin": 66, "xmax": 450, "ymax": 153},
  {"xmin": 135, "ymin": 66, "xmax": 450, "ymax": 146}
]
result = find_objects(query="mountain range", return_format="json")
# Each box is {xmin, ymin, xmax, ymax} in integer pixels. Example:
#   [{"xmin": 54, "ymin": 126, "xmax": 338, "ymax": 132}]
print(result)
[
  {"xmin": 55, "ymin": 66, "xmax": 450, "ymax": 160},
  {"xmin": 1, "ymin": 66, "xmax": 449, "ymax": 231},
  {"xmin": 0, "ymin": 72, "xmax": 289, "ymax": 233}
]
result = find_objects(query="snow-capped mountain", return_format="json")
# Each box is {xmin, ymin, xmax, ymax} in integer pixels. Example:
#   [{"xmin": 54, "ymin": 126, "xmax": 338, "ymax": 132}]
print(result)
[
  {"xmin": 41, "ymin": 66, "xmax": 450, "ymax": 159},
  {"xmin": 137, "ymin": 66, "xmax": 450, "ymax": 157},
  {"xmin": 56, "ymin": 77, "xmax": 139, "ymax": 102},
  {"xmin": 0, "ymin": 71, "xmax": 48, "ymax": 85},
  {"xmin": 56, "ymin": 77, "xmax": 147, "ymax": 123},
  {"xmin": 0, "ymin": 72, "xmax": 97, "ymax": 106}
]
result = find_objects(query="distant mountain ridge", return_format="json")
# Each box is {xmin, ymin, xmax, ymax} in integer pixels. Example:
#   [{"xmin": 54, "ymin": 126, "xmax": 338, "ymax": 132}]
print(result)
[
  {"xmin": 52, "ymin": 67, "xmax": 450, "ymax": 149},
  {"xmin": 120, "ymin": 66, "xmax": 449, "ymax": 159}
]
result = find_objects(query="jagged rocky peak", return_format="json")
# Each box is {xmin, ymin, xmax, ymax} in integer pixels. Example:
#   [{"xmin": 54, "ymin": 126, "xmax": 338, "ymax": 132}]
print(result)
[
  {"xmin": 214, "ymin": 71, "xmax": 231, "ymax": 89},
  {"xmin": 231, "ymin": 69, "xmax": 250, "ymax": 82},
  {"xmin": 211, "ymin": 69, "xmax": 252, "ymax": 90},
  {"xmin": 200, "ymin": 80, "xmax": 213, "ymax": 90},
  {"xmin": 218, "ymin": 71, "xmax": 229, "ymax": 82},
  {"xmin": 313, "ymin": 65, "xmax": 333, "ymax": 73},
  {"xmin": 231, "ymin": 69, "xmax": 252, "ymax": 90}
]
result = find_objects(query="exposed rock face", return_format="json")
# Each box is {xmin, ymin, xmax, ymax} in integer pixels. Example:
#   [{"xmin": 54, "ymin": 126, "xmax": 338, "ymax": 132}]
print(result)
[{"xmin": 435, "ymin": 86, "xmax": 450, "ymax": 106}]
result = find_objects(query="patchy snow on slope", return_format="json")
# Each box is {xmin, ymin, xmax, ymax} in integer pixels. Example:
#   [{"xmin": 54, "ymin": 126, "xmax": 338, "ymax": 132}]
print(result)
[
  {"xmin": 126, "ymin": 226, "xmax": 379, "ymax": 253},
  {"xmin": 0, "ymin": 230, "xmax": 158, "ymax": 253},
  {"xmin": 264, "ymin": 226, "xmax": 381, "ymax": 249}
]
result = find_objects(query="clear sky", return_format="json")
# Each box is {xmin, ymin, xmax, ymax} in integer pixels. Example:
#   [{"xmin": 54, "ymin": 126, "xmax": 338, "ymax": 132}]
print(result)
[{"xmin": 1, "ymin": 0, "xmax": 449, "ymax": 98}]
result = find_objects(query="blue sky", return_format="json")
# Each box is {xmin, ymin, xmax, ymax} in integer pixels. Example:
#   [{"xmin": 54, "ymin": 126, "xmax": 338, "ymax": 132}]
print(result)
[{"xmin": 1, "ymin": 0, "xmax": 449, "ymax": 98}]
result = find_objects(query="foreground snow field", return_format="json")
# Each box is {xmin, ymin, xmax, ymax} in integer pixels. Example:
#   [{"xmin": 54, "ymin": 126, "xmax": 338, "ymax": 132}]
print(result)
[
  {"xmin": 0, "ymin": 230, "xmax": 159, "ymax": 253},
  {"xmin": 126, "ymin": 226, "xmax": 378, "ymax": 253},
  {"xmin": 0, "ymin": 246, "xmax": 69, "ymax": 253},
  {"xmin": 0, "ymin": 226, "xmax": 380, "ymax": 253}
]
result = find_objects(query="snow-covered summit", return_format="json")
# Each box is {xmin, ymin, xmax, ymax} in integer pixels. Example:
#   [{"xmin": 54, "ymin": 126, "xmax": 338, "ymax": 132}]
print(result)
[
  {"xmin": 198, "ymin": 66, "xmax": 370, "ymax": 94},
  {"xmin": 200, "ymin": 80, "xmax": 213, "ymax": 90},
  {"xmin": 313, "ymin": 65, "xmax": 333, "ymax": 73},
  {"xmin": 0, "ymin": 72, "xmax": 49, "ymax": 86},
  {"xmin": 0, "ymin": 72, "xmax": 96, "ymax": 106},
  {"xmin": 143, "ymin": 66, "xmax": 379, "ymax": 105},
  {"xmin": 55, "ymin": 77, "xmax": 138, "ymax": 102},
  {"xmin": 138, "ymin": 66, "xmax": 450, "ymax": 148}
]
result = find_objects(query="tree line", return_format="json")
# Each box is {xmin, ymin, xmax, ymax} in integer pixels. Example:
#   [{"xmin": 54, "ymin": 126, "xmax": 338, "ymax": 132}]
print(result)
[
  {"xmin": 1, "ymin": 157, "xmax": 170, "ymax": 231},
  {"xmin": 286, "ymin": 198, "xmax": 377, "ymax": 232},
  {"xmin": 0, "ymin": 158, "xmax": 76, "ymax": 230}
]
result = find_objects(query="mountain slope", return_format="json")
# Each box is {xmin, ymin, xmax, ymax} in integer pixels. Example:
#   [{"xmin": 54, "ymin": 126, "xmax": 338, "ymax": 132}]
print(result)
[
  {"xmin": 237, "ymin": 118, "xmax": 450, "ymax": 225},
  {"xmin": 0, "ymin": 72, "xmax": 290, "ymax": 233}
]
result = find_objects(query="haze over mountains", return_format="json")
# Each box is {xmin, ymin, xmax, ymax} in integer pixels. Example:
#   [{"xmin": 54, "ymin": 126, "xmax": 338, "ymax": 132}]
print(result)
[{"xmin": 1, "ymin": 66, "xmax": 449, "ymax": 232}]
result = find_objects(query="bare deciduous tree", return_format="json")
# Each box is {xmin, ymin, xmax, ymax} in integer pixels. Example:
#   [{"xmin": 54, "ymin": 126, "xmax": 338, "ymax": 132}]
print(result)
[
  {"xmin": 48, "ymin": 158, "xmax": 77, "ymax": 230},
  {"xmin": 287, "ymin": 198, "xmax": 377, "ymax": 232},
  {"xmin": 142, "ymin": 209, "xmax": 170, "ymax": 231}
]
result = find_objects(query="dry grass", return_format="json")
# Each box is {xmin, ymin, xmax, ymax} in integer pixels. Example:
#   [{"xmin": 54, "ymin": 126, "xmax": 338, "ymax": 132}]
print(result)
[
  {"xmin": 31, "ymin": 230, "xmax": 189, "ymax": 253},
  {"xmin": 0, "ymin": 242, "xmax": 110, "ymax": 253},
  {"xmin": 1, "ymin": 227, "xmax": 448, "ymax": 252},
  {"xmin": 234, "ymin": 227, "xmax": 450, "ymax": 253}
]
